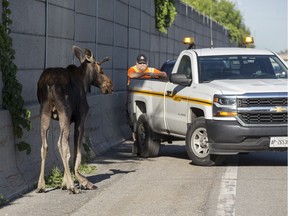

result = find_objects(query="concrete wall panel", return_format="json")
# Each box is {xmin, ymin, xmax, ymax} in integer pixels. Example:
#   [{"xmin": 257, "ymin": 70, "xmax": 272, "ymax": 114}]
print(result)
[
  {"xmin": 10, "ymin": 0, "xmax": 45, "ymax": 35},
  {"xmin": 114, "ymin": 24, "xmax": 128, "ymax": 48},
  {"xmin": 48, "ymin": 0, "xmax": 74, "ymax": 9},
  {"xmin": 75, "ymin": 14, "xmax": 96, "ymax": 42},
  {"xmin": 114, "ymin": 46, "xmax": 128, "ymax": 70},
  {"xmin": 12, "ymin": 34, "xmax": 45, "ymax": 70},
  {"xmin": 75, "ymin": 0, "xmax": 96, "ymax": 16},
  {"xmin": 141, "ymin": 12, "xmax": 150, "ymax": 33},
  {"xmin": 128, "ymin": 28, "xmax": 140, "ymax": 49},
  {"xmin": 17, "ymin": 69, "xmax": 41, "ymax": 104},
  {"xmin": 115, "ymin": 1, "xmax": 129, "ymax": 26},
  {"xmin": 98, "ymin": 0, "xmax": 114, "ymax": 21},
  {"xmin": 97, "ymin": 19, "xmax": 113, "ymax": 45},
  {"xmin": 46, "ymin": 37, "xmax": 74, "ymax": 68},
  {"xmin": 0, "ymin": 72, "xmax": 2, "ymax": 106},
  {"xmin": 140, "ymin": 31, "xmax": 150, "ymax": 52},
  {"xmin": 48, "ymin": 5, "xmax": 74, "ymax": 39},
  {"xmin": 128, "ymin": 7, "xmax": 141, "ymax": 29}
]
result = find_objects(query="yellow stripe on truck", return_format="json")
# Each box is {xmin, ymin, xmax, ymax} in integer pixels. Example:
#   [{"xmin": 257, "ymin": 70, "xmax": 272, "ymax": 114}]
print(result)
[{"xmin": 130, "ymin": 89, "xmax": 212, "ymax": 106}]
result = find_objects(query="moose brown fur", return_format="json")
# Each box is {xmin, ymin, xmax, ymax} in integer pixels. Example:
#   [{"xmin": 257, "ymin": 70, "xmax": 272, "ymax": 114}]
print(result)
[{"xmin": 36, "ymin": 46, "xmax": 113, "ymax": 193}]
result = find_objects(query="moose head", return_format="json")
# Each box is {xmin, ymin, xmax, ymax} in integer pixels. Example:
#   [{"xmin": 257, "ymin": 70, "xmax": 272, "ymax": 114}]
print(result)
[{"xmin": 72, "ymin": 46, "xmax": 113, "ymax": 94}]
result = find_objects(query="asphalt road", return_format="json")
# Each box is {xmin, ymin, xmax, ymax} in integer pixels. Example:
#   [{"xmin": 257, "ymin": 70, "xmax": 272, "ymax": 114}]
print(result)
[{"xmin": 1, "ymin": 140, "xmax": 287, "ymax": 216}]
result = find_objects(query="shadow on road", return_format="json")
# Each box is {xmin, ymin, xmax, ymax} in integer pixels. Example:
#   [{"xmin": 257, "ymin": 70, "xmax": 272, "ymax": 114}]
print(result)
[
  {"xmin": 93, "ymin": 140, "xmax": 287, "ymax": 168},
  {"xmin": 92, "ymin": 141, "xmax": 140, "ymax": 165},
  {"xmin": 158, "ymin": 143, "xmax": 189, "ymax": 160},
  {"xmin": 88, "ymin": 169, "xmax": 136, "ymax": 184},
  {"xmin": 237, "ymin": 151, "xmax": 287, "ymax": 166}
]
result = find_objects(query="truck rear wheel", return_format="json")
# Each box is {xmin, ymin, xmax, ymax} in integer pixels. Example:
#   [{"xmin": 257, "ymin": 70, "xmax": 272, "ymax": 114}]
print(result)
[
  {"xmin": 186, "ymin": 117, "xmax": 225, "ymax": 166},
  {"xmin": 136, "ymin": 114, "xmax": 161, "ymax": 158}
]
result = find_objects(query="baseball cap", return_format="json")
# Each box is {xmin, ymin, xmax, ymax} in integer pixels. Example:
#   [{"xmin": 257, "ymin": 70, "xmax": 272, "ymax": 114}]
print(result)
[{"xmin": 136, "ymin": 54, "xmax": 148, "ymax": 64}]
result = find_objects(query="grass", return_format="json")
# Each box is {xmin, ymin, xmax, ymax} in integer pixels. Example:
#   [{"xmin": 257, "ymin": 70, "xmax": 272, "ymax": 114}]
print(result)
[
  {"xmin": 0, "ymin": 194, "xmax": 8, "ymax": 207},
  {"xmin": 45, "ymin": 164, "xmax": 97, "ymax": 188},
  {"xmin": 45, "ymin": 135, "xmax": 97, "ymax": 188}
]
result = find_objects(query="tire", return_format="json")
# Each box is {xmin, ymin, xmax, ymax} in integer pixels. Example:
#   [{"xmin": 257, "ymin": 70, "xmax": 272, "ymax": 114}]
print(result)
[
  {"xmin": 136, "ymin": 114, "xmax": 161, "ymax": 158},
  {"xmin": 186, "ymin": 117, "xmax": 225, "ymax": 166}
]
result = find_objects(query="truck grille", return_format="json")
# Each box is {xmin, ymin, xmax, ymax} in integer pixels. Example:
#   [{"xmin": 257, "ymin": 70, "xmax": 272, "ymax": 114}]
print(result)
[
  {"xmin": 238, "ymin": 113, "xmax": 287, "ymax": 124},
  {"xmin": 237, "ymin": 96, "xmax": 288, "ymax": 125},
  {"xmin": 237, "ymin": 97, "xmax": 287, "ymax": 107}
]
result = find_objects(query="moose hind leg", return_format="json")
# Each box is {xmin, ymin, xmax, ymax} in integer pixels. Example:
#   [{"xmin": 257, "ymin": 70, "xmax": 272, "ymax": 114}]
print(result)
[
  {"xmin": 58, "ymin": 113, "xmax": 79, "ymax": 194},
  {"xmin": 74, "ymin": 121, "xmax": 97, "ymax": 190},
  {"xmin": 36, "ymin": 112, "xmax": 50, "ymax": 193}
]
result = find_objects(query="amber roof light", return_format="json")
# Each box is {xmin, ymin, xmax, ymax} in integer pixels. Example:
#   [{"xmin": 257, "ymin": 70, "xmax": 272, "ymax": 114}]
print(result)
[
  {"xmin": 183, "ymin": 37, "xmax": 194, "ymax": 45},
  {"xmin": 243, "ymin": 36, "xmax": 254, "ymax": 44}
]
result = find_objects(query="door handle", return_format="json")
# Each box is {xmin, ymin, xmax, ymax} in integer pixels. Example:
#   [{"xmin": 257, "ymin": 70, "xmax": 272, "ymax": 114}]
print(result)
[{"xmin": 166, "ymin": 90, "xmax": 172, "ymax": 96}]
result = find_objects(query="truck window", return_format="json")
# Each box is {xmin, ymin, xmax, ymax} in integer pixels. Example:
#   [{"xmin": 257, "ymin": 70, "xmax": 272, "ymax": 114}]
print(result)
[
  {"xmin": 176, "ymin": 55, "xmax": 192, "ymax": 79},
  {"xmin": 198, "ymin": 55, "xmax": 287, "ymax": 82}
]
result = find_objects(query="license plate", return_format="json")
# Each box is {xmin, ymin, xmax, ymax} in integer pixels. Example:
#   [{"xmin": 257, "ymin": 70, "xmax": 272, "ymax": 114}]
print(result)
[{"xmin": 269, "ymin": 137, "xmax": 288, "ymax": 147}]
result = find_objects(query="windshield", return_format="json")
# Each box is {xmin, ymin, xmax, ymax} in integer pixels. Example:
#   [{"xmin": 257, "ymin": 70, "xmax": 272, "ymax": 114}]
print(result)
[{"xmin": 198, "ymin": 55, "xmax": 288, "ymax": 83}]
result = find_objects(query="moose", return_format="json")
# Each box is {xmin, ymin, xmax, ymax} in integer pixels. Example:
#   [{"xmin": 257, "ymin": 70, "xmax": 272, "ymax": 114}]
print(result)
[{"xmin": 36, "ymin": 46, "xmax": 113, "ymax": 194}]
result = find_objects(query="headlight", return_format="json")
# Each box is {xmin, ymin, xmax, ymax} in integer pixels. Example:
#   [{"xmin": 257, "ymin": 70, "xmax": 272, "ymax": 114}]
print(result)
[{"xmin": 213, "ymin": 95, "xmax": 237, "ymax": 117}]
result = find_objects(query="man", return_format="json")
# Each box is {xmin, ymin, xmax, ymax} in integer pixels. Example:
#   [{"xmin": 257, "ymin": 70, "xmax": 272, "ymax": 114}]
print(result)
[
  {"xmin": 127, "ymin": 54, "xmax": 167, "ymax": 154},
  {"xmin": 127, "ymin": 54, "xmax": 167, "ymax": 85}
]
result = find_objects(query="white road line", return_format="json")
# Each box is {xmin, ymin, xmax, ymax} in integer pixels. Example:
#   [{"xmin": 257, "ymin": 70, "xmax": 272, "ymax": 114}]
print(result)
[{"xmin": 216, "ymin": 160, "xmax": 239, "ymax": 216}]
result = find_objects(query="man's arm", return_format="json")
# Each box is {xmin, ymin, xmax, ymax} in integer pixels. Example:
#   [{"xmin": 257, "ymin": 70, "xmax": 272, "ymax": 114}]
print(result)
[
  {"xmin": 129, "ymin": 72, "xmax": 147, "ymax": 78},
  {"xmin": 154, "ymin": 71, "xmax": 167, "ymax": 78},
  {"xmin": 152, "ymin": 69, "xmax": 167, "ymax": 78},
  {"xmin": 128, "ymin": 68, "xmax": 167, "ymax": 79}
]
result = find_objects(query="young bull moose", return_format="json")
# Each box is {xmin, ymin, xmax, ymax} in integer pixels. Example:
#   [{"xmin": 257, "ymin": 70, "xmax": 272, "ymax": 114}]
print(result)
[{"xmin": 36, "ymin": 46, "xmax": 113, "ymax": 194}]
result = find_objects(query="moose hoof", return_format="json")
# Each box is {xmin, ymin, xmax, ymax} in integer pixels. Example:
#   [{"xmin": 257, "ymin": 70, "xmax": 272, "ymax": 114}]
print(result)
[
  {"xmin": 69, "ymin": 187, "xmax": 80, "ymax": 194},
  {"xmin": 35, "ymin": 188, "xmax": 45, "ymax": 193},
  {"xmin": 89, "ymin": 184, "xmax": 98, "ymax": 190},
  {"xmin": 82, "ymin": 182, "xmax": 98, "ymax": 190}
]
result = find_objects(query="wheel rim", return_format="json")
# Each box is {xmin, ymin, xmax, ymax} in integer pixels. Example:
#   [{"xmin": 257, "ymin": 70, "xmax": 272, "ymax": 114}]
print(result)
[{"xmin": 190, "ymin": 127, "xmax": 209, "ymax": 158}]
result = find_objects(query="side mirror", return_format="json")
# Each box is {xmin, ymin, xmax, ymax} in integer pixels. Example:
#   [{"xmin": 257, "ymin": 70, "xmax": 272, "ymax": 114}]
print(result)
[{"xmin": 170, "ymin": 74, "xmax": 192, "ymax": 86}]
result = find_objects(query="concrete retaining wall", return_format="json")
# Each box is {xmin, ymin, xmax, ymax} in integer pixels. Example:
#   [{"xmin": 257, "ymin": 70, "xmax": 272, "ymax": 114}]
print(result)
[{"xmin": 0, "ymin": 0, "xmax": 231, "ymax": 200}]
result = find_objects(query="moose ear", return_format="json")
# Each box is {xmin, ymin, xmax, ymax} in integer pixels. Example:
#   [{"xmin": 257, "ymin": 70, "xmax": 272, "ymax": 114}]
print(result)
[
  {"xmin": 72, "ymin": 46, "xmax": 84, "ymax": 63},
  {"xmin": 83, "ymin": 48, "xmax": 94, "ymax": 63}
]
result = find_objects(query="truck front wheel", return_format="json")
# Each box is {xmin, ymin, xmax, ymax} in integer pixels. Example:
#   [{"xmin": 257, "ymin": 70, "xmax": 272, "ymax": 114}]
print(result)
[
  {"xmin": 186, "ymin": 117, "xmax": 225, "ymax": 166},
  {"xmin": 136, "ymin": 114, "xmax": 161, "ymax": 158}
]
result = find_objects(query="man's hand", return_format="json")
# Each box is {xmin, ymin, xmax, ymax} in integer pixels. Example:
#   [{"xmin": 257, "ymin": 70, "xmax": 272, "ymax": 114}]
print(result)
[
  {"xmin": 149, "ymin": 71, "xmax": 167, "ymax": 78},
  {"xmin": 159, "ymin": 71, "xmax": 167, "ymax": 77},
  {"xmin": 154, "ymin": 71, "xmax": 167, "ymax": 78}
]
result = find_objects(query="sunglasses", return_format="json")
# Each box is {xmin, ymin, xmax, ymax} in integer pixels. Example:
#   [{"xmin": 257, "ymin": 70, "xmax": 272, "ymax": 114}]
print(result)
[{"xmin": 138, "ymin": 62, "xmax": 147, "ymax": 65}]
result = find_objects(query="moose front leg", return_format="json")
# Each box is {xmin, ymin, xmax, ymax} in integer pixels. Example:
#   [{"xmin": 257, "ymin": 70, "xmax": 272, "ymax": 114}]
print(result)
[{"xmin": 73, "ymin": 121, "xmax": 97, "ymax": 190}]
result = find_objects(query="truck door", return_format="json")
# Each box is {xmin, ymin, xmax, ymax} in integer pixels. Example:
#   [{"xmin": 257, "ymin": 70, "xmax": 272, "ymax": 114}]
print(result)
[{"xmin": 164, "ymin": 54, "xmax": 192, "ymax": 136}]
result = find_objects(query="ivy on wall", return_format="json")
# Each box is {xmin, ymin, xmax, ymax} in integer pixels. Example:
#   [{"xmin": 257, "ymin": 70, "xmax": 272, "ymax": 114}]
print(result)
[
  {"xmin": 155, "ymin": 0, "xmax": 177, "ymax": 34},
  {"xmin": 0, "ymin": 0, "xmax": 31, "ymax": 154}
]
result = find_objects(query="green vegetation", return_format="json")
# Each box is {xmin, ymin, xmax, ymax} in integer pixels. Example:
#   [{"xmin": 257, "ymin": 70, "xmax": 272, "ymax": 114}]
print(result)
[
  {"xmin": 82, "ymin": 135, "xmax": 93, "ymax": 163},
  {"xmin": 0, "ymin": 194, "xmax": 8, "ymax": 207},
  {"xmin": 0, "ymin": 0, "xmax": 31, "ymax": 154},
  {"xmin": 155, "ymin": 0, "xmax": 177, "ymax": 33},
  {"xmin": 45, "ymin": 136, "xmax": 97, "ymax": 188},
  {"xmin": 45, "ymin": 167, "xmax": 63, "ymax": 188},
  {"xmin": 45, "ymin": 163, "xmax": 97, "ymax": 188},
  {"xmin": 181, "ymin": 0, "xmax": 251, "ymax": 46}
]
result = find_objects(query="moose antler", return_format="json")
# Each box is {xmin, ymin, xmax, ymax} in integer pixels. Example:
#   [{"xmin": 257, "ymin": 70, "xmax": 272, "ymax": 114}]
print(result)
[{"xmin": 97, "ymin": 56, "xmax": 111, "ymax": 65}]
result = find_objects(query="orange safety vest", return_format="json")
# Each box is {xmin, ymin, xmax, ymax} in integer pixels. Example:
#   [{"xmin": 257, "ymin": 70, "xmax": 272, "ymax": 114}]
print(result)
[{"xmin": 127, "ymin": 65, "xmax": 161, "ymax": 85}]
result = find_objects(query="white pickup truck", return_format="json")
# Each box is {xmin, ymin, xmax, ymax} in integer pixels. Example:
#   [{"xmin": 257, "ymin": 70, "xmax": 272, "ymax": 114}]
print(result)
[{"xmin": 127, "ymin": 47, "xmax": 288, "ymax": 165}]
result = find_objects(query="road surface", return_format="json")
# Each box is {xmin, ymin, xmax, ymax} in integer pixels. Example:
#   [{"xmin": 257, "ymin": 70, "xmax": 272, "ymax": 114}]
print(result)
[{"xmin": 1, "ymin": 140, "xmax": 287, "ymax": 216}]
